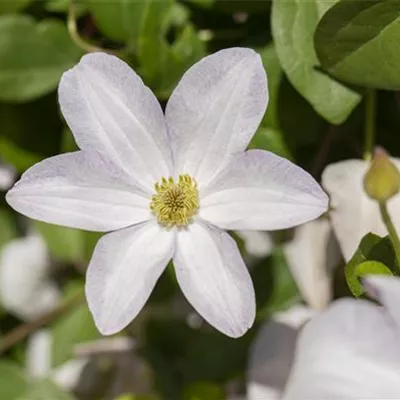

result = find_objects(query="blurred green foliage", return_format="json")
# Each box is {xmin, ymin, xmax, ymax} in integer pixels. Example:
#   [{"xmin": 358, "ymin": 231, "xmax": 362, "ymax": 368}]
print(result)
[{"xmin": 0, "ymin": 0, "xmax": 400, "ymax": 399}]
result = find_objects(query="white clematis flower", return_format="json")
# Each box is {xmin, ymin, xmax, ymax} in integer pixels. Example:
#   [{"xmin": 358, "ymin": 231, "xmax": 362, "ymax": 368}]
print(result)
[
  {"xmin": 248, "ymin": 277, "xmax": 400, "ymax": 399},
  {"xmin": 282, "ymin": 276, "xmax": 400, "ymax": 399},
  {"xmin": 0, "ymin": 234, "xmax": 60, "ymax": 320},
  {"xmin": 6, "ymin": 49, "xmax": 328, "ymax": 337},
  {"xmin": 247, "ymin": 305, "xmax": 315, "ymax": 400},
  {"xmin": 322, "ymin": 159, "xmax": 400, "ymax": 261},
  {"xmin": 283, "ymin": 218, "xmax": 341, "ymax": 310}
]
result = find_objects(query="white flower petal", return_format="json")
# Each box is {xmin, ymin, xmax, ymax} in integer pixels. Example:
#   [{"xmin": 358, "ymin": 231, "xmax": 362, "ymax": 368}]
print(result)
[
  {"xmin": 247, "ymin": 305, "xmax": 315, "ymax": 400},
  {"xmin": 0, "ymin": 235, "xmax": 61, "ymax": 320},
  {"xmin": 26, "ymin": 330, "xmax": 52, "ymax": 379},
  {"xmin": 236, "ymin": 230, "xmax": 273, "ymax": 258},
  {"xmin": 364, "ymin": 275, "xmax": 400, "ymax": 331},
  {"xmin": 322, "ymin": 159, "xmax": 400, "ymax": 261},
  {"xmin": 173, "ymin": 222, "xmax": 255, "ymax": 338},
  {"xmin": 283, "ymin": 299, "xmax": 400, "ymax": 399},
  {"xmin": 52, "ymin": 359, "xmax": 89, "ymax": 391},
  {"xmin": 200, "ymin": 150, "xmax": 328, "ymax": 230},
  {"xmin": 0, "ymin": 163, "xmax": 15, "ymax": 190},
  {"xmin": 59, "ymin": 52, "xmax": 172, "ymax": 191},
  {"xmin": 85, "ymin": 221, "xmax": 175, "ymax": 335},
  {"xmin": 283, "ymin": 218, "xmax": 341, "ymax": 310},
  {"xmin": 166, "ymin": 48, "xmax": 268, "ymax": 187},
  {"xmin": 6, "ymin": 151, "xmax": 151, "ymax": 232}
]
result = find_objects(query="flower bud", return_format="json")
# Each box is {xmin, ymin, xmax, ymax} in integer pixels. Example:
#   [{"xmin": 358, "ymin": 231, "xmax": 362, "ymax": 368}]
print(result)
[{"xmin": 364, "ymin": 147, "xmax": 400, "ymax": 202}]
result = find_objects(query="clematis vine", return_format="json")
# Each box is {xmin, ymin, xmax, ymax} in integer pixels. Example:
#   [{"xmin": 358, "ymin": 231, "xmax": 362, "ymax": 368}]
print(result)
[{"xmin": 6, "ymin": 48, "xmax": 328, "ymax": 337}]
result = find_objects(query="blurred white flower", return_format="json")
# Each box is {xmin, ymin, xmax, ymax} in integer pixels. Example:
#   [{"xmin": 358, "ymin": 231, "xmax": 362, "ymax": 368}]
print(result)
[
  {"xmin": 0, "ymin": 163, "xmax": 15, "ymax": 191},
  {"xmin": 247, "ymin": 305, "xmax": 315, "ymax": 400},
  {"xmin": 236, "ymin": 230, "xmax": 273, "ymax": 259},
  {"xmin": 0, "ymin": 234, "xmax": 61, "ymax": 320},
  {"xmin": 26, "ymin": 329, "xmax": 89, "ymax": 391},
  {"xmin": 283, "ymin": 218, "xmax": 341, "ymax": 310},
  {"xmin": 322, "ymin": 159, "xmax": 400, "ymax": 261},
  {"xmin": 283, "ymin": 275, "xmax": 400, "ymax": 398},
  {"xmin": 248, "ymin": 276, "xmax": 400, "ymax": 399},
  {"xmin": 6, "ymin": 49, "xmax": 328, "ymax": 337}
]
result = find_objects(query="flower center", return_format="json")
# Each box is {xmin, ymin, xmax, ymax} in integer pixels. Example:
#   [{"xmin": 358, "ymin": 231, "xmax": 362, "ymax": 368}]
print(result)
[{"xmin": 150, "ymin": 174, "xmax": 199, "ymax": 227}]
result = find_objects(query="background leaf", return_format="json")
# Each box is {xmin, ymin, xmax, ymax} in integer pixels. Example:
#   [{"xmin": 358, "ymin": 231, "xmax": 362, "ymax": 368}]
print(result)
[
  {"xmin": 0, "ymin": 0, "xmax": 31, "ymax": 14},
  {"xmin": 52, "ymin": 299, "xmax": 100, "ymax": 367},
  {"xmin": 315, "ymin": 0, "xmax": 400, "ymax": 90},
  {"xmin": 271, "ymin": 0, "xmax": 361, "ymax": 124},
  {"xmin": 0, "ymin": 361, "xmax": 30, "ymax": 400},
  {"xmin": 345, "ymin": 233, "xmax": 397, "ymax": 297},
  {"xmin": 0, "ymin": 15, "xmax": 81, "ymax": 102},
  {"xmin": 34, "ymin": 221, "xmax": 85, "ymax": 264},
  {"xmin": 17, "ymin": 380, "xmax": 76, "ymax": 400}
]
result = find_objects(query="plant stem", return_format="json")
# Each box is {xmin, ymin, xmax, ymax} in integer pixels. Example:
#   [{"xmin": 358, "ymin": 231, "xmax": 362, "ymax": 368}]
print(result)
[
  {"xmin": 0, "ymin": 291, "xmax": 84, "ymax": 354},
  {"xmin": 364, "ymin": 90, "xmax": 376, "ymax": 161},
  {"xmin": 68, "ymin": 0, "xmax": 103, "ymax": 53},
  {"xmin": 379, "ymin": 201, "xmax": 400, "ymax": 269}
]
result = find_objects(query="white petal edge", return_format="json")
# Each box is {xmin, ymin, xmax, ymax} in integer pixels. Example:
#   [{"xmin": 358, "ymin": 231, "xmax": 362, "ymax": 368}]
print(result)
[
  {"xmin": 200, "ymin": 150, "xmax": 328, "ymax": 230},
  {"xmin": 6, "ymin": 151, "xmax": 152, "ymax": 232},
  {"xmin": 283, "ymin": 218, "xmax": 341, "ymax": 310},
  {"xmin": 59, "ymin": 52, "xmax": 172, "ymax": 191},
  {"xmin": 322, "ymin": 159, "xmax": 400, "ymax": 261},
  {"xmin": 247, "ymin": 305, "xmax": 315, "ymax": 400},
  {"xmin": 85, "ymin": 221, "xmax": 175, "ymax": 335},
  {"xmin": 166, "ymin": 47, "xmax": 268, "ymax": 187},
  {"xmin": 283, "ymin": 299, "xmax": 400, "ymax": 399},
  {"xmin": 173, "ymin": 222, "xmax": 255, "ymax": 338},
  {"xmin": 363, "ymin": 275, "xmax": 400, "ymax": 331}
]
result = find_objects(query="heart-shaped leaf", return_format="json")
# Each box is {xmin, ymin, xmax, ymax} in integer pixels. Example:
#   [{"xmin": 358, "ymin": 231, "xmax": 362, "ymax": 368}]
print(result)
[
  {"xmin": 271, "ymin": 0, "xmax": 361, "ymax": 124},
  {"xmin": 0, "ymin": 15, "xmax": 81, "ymax": 102},
  {"xmin": 315, "ymin": 0, "xmax": 400, "ymax": 90}
]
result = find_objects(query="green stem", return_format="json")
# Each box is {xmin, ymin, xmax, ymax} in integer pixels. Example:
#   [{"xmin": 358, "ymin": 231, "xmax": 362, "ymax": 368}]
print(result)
[
  {"xmin": 379, "ymin": 201, "xmax": 400, "ymax": 269},
  {"xmin": 68, "ymin": 0, "xmax": 128, "ymax": 58},
  {"xmin": 68, "ymin": 0, "xmax": 103, "ymax": 53},
  {"xmin": 364, "ymin": 90, "xmax": 376, "ymax": 161}
]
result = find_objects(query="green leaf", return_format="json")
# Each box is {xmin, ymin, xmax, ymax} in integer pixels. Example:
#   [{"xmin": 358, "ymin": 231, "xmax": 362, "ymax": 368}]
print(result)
[
  {"xmin": 52, "ymin": 301, "xmax": 100, "ymax": 366},
  {"xmin": 184, "ymin": 382, "xmax": 224, "ymax": 400},
  {"xmin": 249, "ymin": 45, "xmax": 292, "ymax": 159},
  {"xmin": 0, "ymin": 208, "xmax": 18, "ymax": 247},
  {"xmin": 315, "ymin": 0, "xmax": 400, "ymax": 90},
  {"xmin": 0, "ymin": 137, "xmax": 41, "ymax": 173},
  {"xmin": 167, "ymin": 2, "xmax": 190, "ymax": 27},
  {"xmin": 0, "ymin": 0, "xmax": 31, "ymax": 14},
  {"xmin": 139, "ymin": 21, "xmax": 205, "ymax": 98},
  {"xmin": 278, "ymin": 76, "xmax": 327, "ymax": 150},
  {"xmin": 345, "ymin": 233, "xmax": 397, "ymax": 297},
  {"xmin": 258, "ymin": 44, "xmax": 282, "ymax": 130},
  {"xmin": 17, "ymin": 380, "xmax": 76, "ymax": 400},
  {"xmin": 249, "ymin": 127, "xmax": 293, "ymax": 160},
  {"xmin": 86, "ymin": 0, "xmax": 172, "ymax": 46},
  {"xmin": 0, "ymin": 15, "xmax": 81, "ymax": 102},
  {"xmin": 271, "ymin": 0, "xmax": 361, "ymax": 124},
  {"xmin": 34, "ymin": 221, "xmax": 85, "ymax": 263},
  {"xmin": 46, "ymin": 0, "xmax": 87, "ymax": 16},
  {"xmin": 0, "ymin": 361, "xmax": 30, "ymax": 400},
  {"xmin": 255, "ymin": 248, "xmax": 301, "ymax": 319}
]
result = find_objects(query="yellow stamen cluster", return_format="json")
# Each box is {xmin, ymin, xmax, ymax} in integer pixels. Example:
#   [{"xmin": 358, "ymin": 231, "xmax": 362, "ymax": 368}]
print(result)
[{"xmin": 150, "ymin": 174, "xmax": 199, "ymax": 227}]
